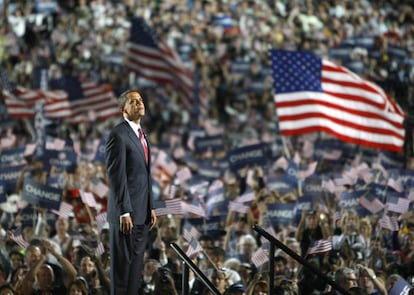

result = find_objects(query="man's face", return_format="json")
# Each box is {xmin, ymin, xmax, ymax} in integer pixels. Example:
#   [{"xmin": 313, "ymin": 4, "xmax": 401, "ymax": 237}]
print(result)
[
  {"xmin": 341, "ymin": 271, "xmax": 358, "ymax": 290},
  {"xmin": 122, "ymin": 92, "xmax": 145, "ymax": 121},
  {"xmin": 25, "ymin": 246, "xmax": 41, "ymax": 268}
]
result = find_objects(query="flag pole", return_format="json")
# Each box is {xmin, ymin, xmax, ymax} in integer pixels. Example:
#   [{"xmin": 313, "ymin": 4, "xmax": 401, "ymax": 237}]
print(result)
[{"xmin": 281, "ymin": 136, "xmax": 291, "ymax": 159}]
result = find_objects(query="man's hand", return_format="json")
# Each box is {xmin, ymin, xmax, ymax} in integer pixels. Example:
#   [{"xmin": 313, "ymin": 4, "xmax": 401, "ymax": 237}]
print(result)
[
  {"xmin": 150, "ymin": 209, "xmax": 157, "ymax": 230},
  {"xmin": 120, "ymin": 215, "xmax": 133, "ymax": 234}
]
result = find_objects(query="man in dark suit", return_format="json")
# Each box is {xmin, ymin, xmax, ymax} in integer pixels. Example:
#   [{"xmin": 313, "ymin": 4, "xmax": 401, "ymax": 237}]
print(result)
[{"xmin": 105, "ymin": 90, "xmax": 157, "ymax": 295}]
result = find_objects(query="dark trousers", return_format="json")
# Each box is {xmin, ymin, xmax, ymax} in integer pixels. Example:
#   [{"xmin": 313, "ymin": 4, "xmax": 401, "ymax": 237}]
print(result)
[{"xmin": 109, "ymin": 222, "xmax": 149, "ymax": 295}]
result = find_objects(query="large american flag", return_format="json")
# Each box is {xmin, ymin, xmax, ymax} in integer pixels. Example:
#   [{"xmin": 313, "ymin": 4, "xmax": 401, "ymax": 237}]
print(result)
[
  {"xmin": 270, "ymin": 50, "xmax": 405, "ymax": 153},
  {"xmin": 126, "ymin": 17, "xmax": 207, "ymax": 116},
  {"xmin": 3, "ymin": 81, "xmax": 119, "ymax": 123}
]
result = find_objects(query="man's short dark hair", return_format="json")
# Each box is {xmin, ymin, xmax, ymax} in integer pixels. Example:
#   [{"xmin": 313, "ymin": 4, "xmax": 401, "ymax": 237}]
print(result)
[
  {"xmin": 117, "ymin": 90, "xmax": 137, "ymax": 108},
  {"xmin": 274, "ymin": 255, "xmax": 288, "ymax": 265}
]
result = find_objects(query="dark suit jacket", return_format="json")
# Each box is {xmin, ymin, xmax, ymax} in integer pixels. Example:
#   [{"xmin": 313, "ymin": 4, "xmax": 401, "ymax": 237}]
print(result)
[{"xmin": 105, "ymin": 121, "xmax": 153, "ymax": 225}]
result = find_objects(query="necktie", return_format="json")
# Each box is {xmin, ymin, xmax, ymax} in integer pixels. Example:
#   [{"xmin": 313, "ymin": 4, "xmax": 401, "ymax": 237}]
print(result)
[{"xmin": 138, "ymin": 128, "xmax": 148, "ymax": 163}]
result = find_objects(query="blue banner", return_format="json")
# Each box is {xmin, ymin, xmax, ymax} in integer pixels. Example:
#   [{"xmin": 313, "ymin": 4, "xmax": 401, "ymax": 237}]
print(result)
[
  {"xmin": 21, "ymin": 178, "xmax": 62, "ymax": 210},
  {"xmin": 205, "ymin": 186, "xmax": 228, "ymax": 216},
  {"xmin": 197, "ymin": 163, "xmax": 223, "ymax": 180},
  {"xmin": 0, "ymin": 147, "xmax": 26, "ymax": 167},
  {"xmin": 293, "ymin": 195, "xmax": 314, "ymax": 224},
  {"xmin": 303, "ymin": 177, "xmax": 324, "ymax": 199},
  {"xmin": 227, "ymin": 144, "xmax": 267, "ymax": 171},
  {"xmin": 0, "ymin": 165, "xmax": 25, "ymax": 194},
  {"xmin": 186, "ymin": 215, "xmax": 223, "ymax": 239},
  {"xmin": 194, "ymin": 135, "xmax": 225, "ymax": 153},
  {"xmin": 368, "ymin": 183, "xmax": 388, "ymax": 203},
  {"xmin": 20, "ymin": 205, "xmax": 57, "ymax": 227},
  {"xmin": 339, "ymin": 190, "xmax": 371, "ymax": 216},
  {"xmin": 267, "ymin": 175, "xmax": 297, "ymax": 195},
  {"xmin": 389, "ymin": 277, "xmax": 412, "ymax": 295},
  {"xmin": 43, "ymin": 149, "xmax": 77, "ymax": 173},
  {"xmin": 266, "ymin": 203, "xmax": 296, "ymax": 227}
]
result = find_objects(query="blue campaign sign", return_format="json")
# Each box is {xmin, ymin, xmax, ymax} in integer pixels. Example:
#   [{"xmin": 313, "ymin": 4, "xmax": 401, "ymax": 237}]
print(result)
[
  {"xmin": 368, "ymin": 183, "xmax": 388, "ymax": 203},
  {"xmin": 266, "ymin": 203, "xmax": 296, "ymax": 227},
  {"xmin": 293, "ymin": 195, "xmax": 314, "ymax": 225},
  {"xmin": 303, "ymin": 177, "xmax": 324, "ymax": 198},
  {"xmin": 205, "ymin": 186, "xmax": 228, "ymax": 217},
  {"xmin": 43, "ymin": 149, "xmax": 77, "ymax": 173},
  {"xmin": 339, "ymin": 189, "xmax": 371, "ymax": 216},
  {"xmin": 339, "ymin": 190, "xmax": 367, "ymax": 209},
  {"xmin": 267, "ymin": 175, "xmax": 297, "ymax": 195},
  {"xmin": 197, "ymin": 163, "xmax": 223, "ymax": 180},
  {"xmin": 0, "ymin": 147, "xmax": 26, "ymax": 166},
  {"xmin": 227, "ymin": 143, "xmax": 267, "ymax": 171},
  {"xmin": 194, "ymin": 135, "xmax": 225, "ymax": 153},
  {"xmin": 20, "ymin": 205, "xmax": 57, "ymax": 227},
  {"xmin": 21, "ymin": 178, "xmax": 62, "ymax": 210},
  {"xmin": 389, "ymin": 277, "xmax": 412, "ymax": 295},
  {"xmin": 186, "ymin": 215, "xmax": 224, "ymax": 238},
  {"xmin": 0, "ymin": 164, "xmax": 25, "ymax": 194}
]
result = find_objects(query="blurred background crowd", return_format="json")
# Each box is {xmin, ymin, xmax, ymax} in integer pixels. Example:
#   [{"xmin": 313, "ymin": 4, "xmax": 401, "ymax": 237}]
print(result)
[{"xmin": 1, "ymin": 0, "xmax": 414, "ymax": 294}]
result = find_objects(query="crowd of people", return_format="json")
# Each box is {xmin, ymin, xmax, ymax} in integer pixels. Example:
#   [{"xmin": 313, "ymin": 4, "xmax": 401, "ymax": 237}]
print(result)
[{"xmin": 1, "ymin": 0, "xmax": 414, "ymax": 294}]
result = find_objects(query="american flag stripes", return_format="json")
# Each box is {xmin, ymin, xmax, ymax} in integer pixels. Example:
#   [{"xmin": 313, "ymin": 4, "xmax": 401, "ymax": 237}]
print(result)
[
  {"xmin": 359, "ymin": 194, "xmax": 385, "ymax": 214},
  {"xmin": 45, "ymin": 137, "xmax": 66, "ymax": 151},
  {"xmin": 89, "ymin": 179, "xmax": 109, "ymax": 199},
  {"xmin": 8, "ymin": 228, "xmax": 29, "ymax": 249},
  {"xmin": 80, "ymin": 190, "xmax": 97, "ymax": 208},
  {"xmin": 94, "ymin": 241, "xmax": 105, "ymax": 257},
  {"xmin": 154, "ymin": 198, "xmax": 183, "ymax": 216},
  {"xmin": 379, "ymin": 214, "xmax": 399, "ymax": 231},
  {"xmin": 181, "ymin": 201, "xmax": 206, "ymax": 217},
  {"xmin": 306, "ymin": 238, "xmax": 333, "ymax": 255},
  {"xmin": 3, "ymin": 82, "xmax": 119, "ymax": 123},
  {"xmin": 176, "ymin": 167, "xmax": 193, "ymax": 184},
  {"xmin": 386, "ymin": 195, "xmax": 410, "ymax": 214},
  {"xmin": 236, "ymin": 191, "xmax": 256, "ymax": 203},
  {"xmin": 270, "ymin": 50, "xmax": 405, "ymax": 152},
  {"xmin": 183, "ymin": 222, "xmax": 201, "ymax": 242},
  {"xmin": 166, "ymin": 184, "xmax": 177, "ymax": 199},
  {"xmin": 50, "ymin": 201, "xmax": 73, "ymax": 218},
  {"xmin": 152, "ymin": 149, "xmax": 178, "ymax": 188},
  {"xmin": 228, "ymin": 201, "xmax": 249, "ymax": 214},
  {"xmin": 96, "ymin": 212, "xmax": 108, "ymax": 233},
  {"xmin": 251, "ymin": 247, "xmax": 269, "ymax": 268},
  {"xmin": 185, "ymin": 237, "xmax": 203, "ymax": 258},
  {"xmin": 126, "ymin": 17, "xmax": 199, "ymax": 115},
  {"xmin": 387, "ymin": 178, "xmax": 404, "ymax": 193}
]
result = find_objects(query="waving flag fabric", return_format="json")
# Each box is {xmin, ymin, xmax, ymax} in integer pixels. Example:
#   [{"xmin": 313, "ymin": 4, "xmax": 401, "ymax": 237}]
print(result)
[
  {"xmin": 3, "ymin": 81, "xmax": 119, "ymax": 123},
  {"xmin": 307, "ymin": 238, "xmax": 333, "ymax": 255},
  {"xmin": 154, "ymin": 198, "xmax": 183, "ymax": 216},
  {"xmin": 126, "ymin": 17, "xmax": 205, "ymax": 115},
  {"xmin": 270, "ymin": 50, "xmax": 405, "ymax": 152}
]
